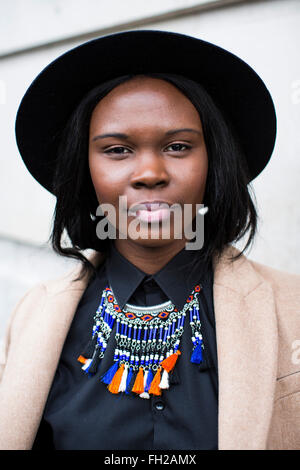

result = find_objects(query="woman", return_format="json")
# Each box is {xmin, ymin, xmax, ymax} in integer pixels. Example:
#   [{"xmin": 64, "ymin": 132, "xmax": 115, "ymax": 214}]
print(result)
[{"xmin": 0, "ymin": 30, "xmax": 299, "ymax": 450}]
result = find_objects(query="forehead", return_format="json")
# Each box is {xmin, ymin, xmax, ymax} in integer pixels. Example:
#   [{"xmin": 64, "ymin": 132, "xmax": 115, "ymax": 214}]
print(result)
[{"xmin": 89, "ymin": 77, "xmax": 202, "ymax": 129}]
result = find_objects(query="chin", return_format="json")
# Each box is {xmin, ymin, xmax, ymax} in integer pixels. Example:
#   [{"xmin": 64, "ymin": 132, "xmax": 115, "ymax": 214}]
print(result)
[
  {"xmin": 133, "ymin": 240, "xmax": 174, "ymax": 250},
  {"xmin": 127, "ymin": 233, "xmax": 179, "ymax": 248}
]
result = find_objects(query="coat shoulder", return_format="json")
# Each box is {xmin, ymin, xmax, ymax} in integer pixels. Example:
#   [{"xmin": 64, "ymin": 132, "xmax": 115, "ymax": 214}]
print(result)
[
  {"xmin": 247, "ymin": 258, "xmax": 300, "ymax": 327},
  {"xmin": 248, "ymin": 258, "xmax": 300, "ymax": 301},
  {"xmin": 3, "ymin": 252, "xmax": 103, "ymax": 349},
  {"xmin": 0, "ymin": 256, "xmax": 94, "ymax": 382}
]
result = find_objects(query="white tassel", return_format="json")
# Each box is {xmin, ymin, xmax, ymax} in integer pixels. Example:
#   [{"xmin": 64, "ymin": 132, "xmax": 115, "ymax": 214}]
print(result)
[
  {"xmin": 139, "ymin": 370, "xmax": 150, "ymax": 399},
  {"xmin": 118, "ymin": 363, "xmax": 128, "ymax": 392},
  {"xmin": 81, "ymin": 358, "xmax": 92, "ymax": 372},
  {"xmin": 159, "ymin": 368, "xmax": 170, "ymax": 389}
]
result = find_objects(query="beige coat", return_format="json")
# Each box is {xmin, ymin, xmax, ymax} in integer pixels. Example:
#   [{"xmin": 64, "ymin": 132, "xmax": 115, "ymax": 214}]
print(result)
[{"xmin": 0, "ymin": 246, "xmax": 299, "ymax": 450}]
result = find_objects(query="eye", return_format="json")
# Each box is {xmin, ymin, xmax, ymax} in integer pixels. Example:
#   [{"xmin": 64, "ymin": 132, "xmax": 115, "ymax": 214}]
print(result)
[
  {"xmin": 105, "ymin": 146, "xmax": 131, "ymax": 154},
  {"xmin": 165, "ymin": 143, "xmax": 191, "ymax": 152}
]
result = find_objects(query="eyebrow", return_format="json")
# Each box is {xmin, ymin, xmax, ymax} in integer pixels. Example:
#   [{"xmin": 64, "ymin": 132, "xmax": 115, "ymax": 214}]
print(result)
[
  {"xmin": 166, "ymin": 128, "xmax": 202, "ymax": 137},
  {"xmin": 92, "ymin": 132, "xmax": 129, "ymax": 141},
  {"xmin": 91, "ymin": 128, "xmax": 202, "ymax": 142}
]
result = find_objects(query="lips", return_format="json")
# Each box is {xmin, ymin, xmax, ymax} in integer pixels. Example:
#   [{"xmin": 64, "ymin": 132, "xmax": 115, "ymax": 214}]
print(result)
[
  {"xmin": 128, "ymin": 201, "xmax": 170, "ymax": 215},
  {"xmin": 127, "ymin": 200, "xmax": 172, "ymax": 223}
]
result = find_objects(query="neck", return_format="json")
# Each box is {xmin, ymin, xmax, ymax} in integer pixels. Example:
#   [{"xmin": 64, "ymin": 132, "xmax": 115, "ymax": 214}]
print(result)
[{"xmin": 113, "ymin": 238, "xmax": 189, "ymax": 274}]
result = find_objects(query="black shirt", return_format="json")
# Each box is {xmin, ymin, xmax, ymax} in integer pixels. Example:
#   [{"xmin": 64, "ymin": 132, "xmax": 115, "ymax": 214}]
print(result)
[{"xmin": 35, "ymin": 242, "xmax": 218, "ymax": 450}]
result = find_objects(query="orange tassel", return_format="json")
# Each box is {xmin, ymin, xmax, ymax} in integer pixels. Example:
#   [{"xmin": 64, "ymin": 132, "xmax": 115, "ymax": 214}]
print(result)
[
  {"xmin": 160, "ymin": 350, "xmax": 181, "ymax": 373},
  {"xmin": 108, "ymin": 363, "xmax": 125, "ymax": 394},
  {"xmin": 131, "ymin": 367, "xmax": 144, "ymax": 394},
  {"xmin": 77, "ymin": 355, "xmax": 87, "ymax": 365},
  {"xmin": 149, "ymin": 367, "xmax": 162, "ymax": 396}
]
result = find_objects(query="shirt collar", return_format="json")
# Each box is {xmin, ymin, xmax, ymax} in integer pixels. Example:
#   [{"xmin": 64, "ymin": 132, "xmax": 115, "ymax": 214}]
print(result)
[{"xmin": 105, "ymin": 241, "xmax": 211, "ymax": 311}]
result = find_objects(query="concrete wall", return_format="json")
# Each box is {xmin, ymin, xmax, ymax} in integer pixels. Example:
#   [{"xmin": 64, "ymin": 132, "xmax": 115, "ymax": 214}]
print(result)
[{"xmin": 1, "ymin": 0, "xmax": 299, "ymax": 337}]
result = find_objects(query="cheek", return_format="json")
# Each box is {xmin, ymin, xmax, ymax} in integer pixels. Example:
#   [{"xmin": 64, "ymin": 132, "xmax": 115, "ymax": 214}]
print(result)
[
  {"xmin": 89, "ymin": 153, "xmax": 126, "ymax": 203},
  {"xmin": 191, "ymin": 162, "xmax": 208, "ymax": 199},
  {"xmin": 176, "ymin": 152, "xmax": 208, "ymax": 202}
]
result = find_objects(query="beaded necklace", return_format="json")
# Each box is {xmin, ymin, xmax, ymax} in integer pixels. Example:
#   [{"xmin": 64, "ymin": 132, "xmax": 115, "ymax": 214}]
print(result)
[{"xmin": 78, "ymin": 283, "xmax": 205, "ymax": 398}]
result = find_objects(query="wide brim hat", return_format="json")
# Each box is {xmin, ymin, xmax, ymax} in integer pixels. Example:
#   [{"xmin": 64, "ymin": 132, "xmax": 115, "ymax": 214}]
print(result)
[{"xmin": 15, "ymin": 29, "xmax": 277, "ymax": 193}]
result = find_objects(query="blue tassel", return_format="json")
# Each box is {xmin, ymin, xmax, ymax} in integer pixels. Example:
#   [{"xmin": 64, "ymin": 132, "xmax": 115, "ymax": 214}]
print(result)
[
  {"xmin": 125, "ymin": 367, "xmax": 134, "ymax": 394},
  {"xmin": 190, "ymin": 341, "xmax": 203, "ymax": 364},
  {"xmin": 100, "ymin": 362, "xmax": 119, "ymax": 385},
  {"xmin": 144, "ymin": 369, "xmax": 154, "ymax": 392}
]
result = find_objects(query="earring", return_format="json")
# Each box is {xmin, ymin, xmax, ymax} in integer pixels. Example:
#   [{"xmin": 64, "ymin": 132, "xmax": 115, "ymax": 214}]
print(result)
[{"xmin": 198, "ymin": 206, "xmax": 209, "ymax": 216}]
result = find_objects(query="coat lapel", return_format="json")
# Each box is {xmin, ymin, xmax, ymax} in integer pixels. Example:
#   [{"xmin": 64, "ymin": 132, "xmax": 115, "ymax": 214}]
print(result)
[{"xmin": 213, "ymin": 246, "xmax": 278, "ymax": 449}]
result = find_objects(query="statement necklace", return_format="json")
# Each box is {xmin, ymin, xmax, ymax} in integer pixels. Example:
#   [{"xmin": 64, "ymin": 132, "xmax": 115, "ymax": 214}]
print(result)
[{"xmin": 77, "ymin": 283, "xmax": 205, "ymax": 398}]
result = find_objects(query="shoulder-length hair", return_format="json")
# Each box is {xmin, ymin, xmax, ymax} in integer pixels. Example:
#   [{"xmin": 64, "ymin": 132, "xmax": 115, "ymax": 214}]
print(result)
[{"xmin": 50, "ymin": 72, "xmax": 258, "ymax": 280}]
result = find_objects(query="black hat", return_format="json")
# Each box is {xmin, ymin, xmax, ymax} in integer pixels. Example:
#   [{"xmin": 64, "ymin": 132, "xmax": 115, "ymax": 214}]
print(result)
[{"xmin": 15, "ymin": 29, "xmax": 277, "ymax": 193}]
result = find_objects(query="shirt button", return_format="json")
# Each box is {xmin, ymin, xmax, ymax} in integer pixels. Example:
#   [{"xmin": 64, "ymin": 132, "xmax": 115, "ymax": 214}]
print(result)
[{"xmin": 154, "ymin": 401, "xmax": 165, "ymax": 411}]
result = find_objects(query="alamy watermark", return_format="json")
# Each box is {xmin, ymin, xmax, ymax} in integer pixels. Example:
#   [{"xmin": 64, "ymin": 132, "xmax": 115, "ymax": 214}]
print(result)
[{"xmin": 94, "ymin": 195, "xmax": 208, "ymax": 250}]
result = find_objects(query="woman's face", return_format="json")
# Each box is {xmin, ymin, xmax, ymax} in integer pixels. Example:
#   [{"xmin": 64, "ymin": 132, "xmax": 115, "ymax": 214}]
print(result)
[{"xmin": 89, "ymin": 76, "xmax": 208, "ymax": 249}]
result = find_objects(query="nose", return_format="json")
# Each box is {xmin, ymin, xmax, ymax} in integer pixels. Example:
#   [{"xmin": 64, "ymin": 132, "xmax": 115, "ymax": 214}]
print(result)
[{"xmin": 130, "ymin": 151, "xmax": 170, "ymax": 189}]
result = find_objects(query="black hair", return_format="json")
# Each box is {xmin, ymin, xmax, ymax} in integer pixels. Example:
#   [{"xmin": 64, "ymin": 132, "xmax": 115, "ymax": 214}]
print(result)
[{"xmin": 49, "ymin": 72, "xmax": 258, "ymax": 281}]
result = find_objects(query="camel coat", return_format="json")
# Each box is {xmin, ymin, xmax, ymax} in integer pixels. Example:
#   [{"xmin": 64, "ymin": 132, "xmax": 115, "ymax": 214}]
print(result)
[{"xmin": 0, "ymin": 246, "xmax": 299, "ymax": 450}]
